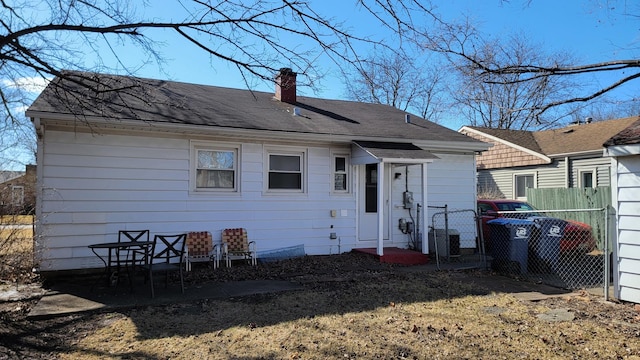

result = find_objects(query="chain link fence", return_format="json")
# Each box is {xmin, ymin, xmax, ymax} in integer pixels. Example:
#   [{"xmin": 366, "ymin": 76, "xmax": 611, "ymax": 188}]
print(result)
[
  {"xmin": 429, "ymin": 206, "xmax": 611, "ymax": 299},
  {"xmin": 430, "ymin": 207, "xmax": 486, "ymax": 270},
  {"xmin": 484, "ymin": 208, "xmax": 609, "ymax": 293}
]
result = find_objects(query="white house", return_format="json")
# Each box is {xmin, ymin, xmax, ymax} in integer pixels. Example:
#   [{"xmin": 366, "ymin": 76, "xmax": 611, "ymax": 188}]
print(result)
[
  {"xmin": 604, "ymin": 116, "xmax": 640, "ymax": 304},
  {"xmin": 26, "ymin": 69, "xmax": 490, "ymax": 272}
]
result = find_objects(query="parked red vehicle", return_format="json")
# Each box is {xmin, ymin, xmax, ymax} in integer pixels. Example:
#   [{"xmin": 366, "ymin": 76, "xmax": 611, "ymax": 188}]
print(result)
[{"xmin": 477, "ymin": 199, "xmax": 596, "ymax": 254}]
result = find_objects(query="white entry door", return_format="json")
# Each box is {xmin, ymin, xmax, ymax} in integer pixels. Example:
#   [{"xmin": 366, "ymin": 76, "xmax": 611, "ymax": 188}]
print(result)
[{"xmin": 358, "ymin": 163, "xmax": 390, "ymax": 242}]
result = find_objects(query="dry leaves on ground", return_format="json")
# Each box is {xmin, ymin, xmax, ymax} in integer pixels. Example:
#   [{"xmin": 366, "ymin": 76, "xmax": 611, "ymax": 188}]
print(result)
[{"xmin": 1, "ymin": 252, "xmax": 639, "ymax": 359}]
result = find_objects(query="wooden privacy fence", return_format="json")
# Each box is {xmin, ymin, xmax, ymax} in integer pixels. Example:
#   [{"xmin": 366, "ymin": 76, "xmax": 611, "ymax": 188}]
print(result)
[
  {"xmin": 526, "ymin": 187, "xmax": 611, "ymax": 211},
  {"xmin": 526, "ymin": 187, "xmax": 611, "ymax": 249}
]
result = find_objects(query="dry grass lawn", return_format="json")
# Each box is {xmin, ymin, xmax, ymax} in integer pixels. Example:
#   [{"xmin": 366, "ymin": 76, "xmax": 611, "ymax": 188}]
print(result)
[
  {"xmin": 58, "ymin": 282, "xmax": 639, "ymax": 360},
  {"xmin": 19, "ymin": 254, "xmax": 637, "ymax": 360},
  {"xmin": 0, "ymin": 226, "xmax": 33, "ymax": 256},
  {"xmin": 0, "ymin": 216, "xmax": 35, "ymax": 284},
  {"xmin": 1, "ymin": 246, "xmax": 639, "ymax": 359}
]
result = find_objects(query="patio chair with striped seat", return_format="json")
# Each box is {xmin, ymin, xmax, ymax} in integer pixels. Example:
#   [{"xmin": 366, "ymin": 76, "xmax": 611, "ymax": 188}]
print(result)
[
  {"xmin": 221, "ymin": 228, "xmax": 257, "ymax": 267},
  {"xmin": 185, "ymin": 231, "xmax": 218, "ymax": 271}
]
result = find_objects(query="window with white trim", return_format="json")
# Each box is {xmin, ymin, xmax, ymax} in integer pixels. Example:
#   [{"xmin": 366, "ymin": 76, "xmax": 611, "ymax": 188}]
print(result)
[
  {"xmin": 193, "ymin": 146, "xmax": 238, "ymax": 191},
  {"xmin": 333, "ymin": 155, "xmax": 349, "ymax": 192},
  {"xmin": 11, "ymin": 186, "xmax": 24, "ymax": 206},
  {"xmin": 580, "ymin": 170, "xmax": 594, "ymax": 188},
  {"xmin": 267, "ymin": 151, "xmax": 304, "ymax": 191},
  {"xmin": 514, "ymin": 174, "xmax": 534, "ymax": 199}
]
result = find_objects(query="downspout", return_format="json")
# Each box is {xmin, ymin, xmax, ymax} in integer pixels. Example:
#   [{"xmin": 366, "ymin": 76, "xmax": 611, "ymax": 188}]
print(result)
[
  {"xmin": 421, "ymin": 163, "xmax": 428, "ymax": 254},
  {"xmin": 564, "ymin": 156, "xmax": 570, "ymax": 188},
  {"xmin": 32, "ymin": 117, "xmax": 44, "ymax": 272},
  {"xmin": 377, "ymin": 161, "xmax": 385, "ymax": 256}
]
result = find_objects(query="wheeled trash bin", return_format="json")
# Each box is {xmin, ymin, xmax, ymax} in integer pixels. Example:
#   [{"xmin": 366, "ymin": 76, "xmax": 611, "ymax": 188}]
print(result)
[
  {"xmin": 528, "ymin": 216, "xmax": 566, "ymax": 273},
  {"xmin": 487, "ymin": 218, "xmax": 535, "ymax": 275}
]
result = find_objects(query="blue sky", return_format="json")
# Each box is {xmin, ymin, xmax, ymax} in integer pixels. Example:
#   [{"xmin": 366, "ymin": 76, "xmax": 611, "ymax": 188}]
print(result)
[
  {"xmin": 6, "ymin": 0, "xmax": 639, "ymax": 170},
  {"xmin": 132, "ymin": 0, "xmax": 638, "ymax": 102}
]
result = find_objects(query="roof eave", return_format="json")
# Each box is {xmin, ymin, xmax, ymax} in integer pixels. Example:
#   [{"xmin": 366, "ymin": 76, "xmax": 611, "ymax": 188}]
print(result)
[
  {"xmin": 30, "ymin": 112, "xmax": 491, "ymax": 153},
  {"xmin": 459, "ymin": 126, "xmax": 550, "ymax": 162},
  {"xmin": 604, "ymin": 144, "xmax": 640, "ymax": 157}
]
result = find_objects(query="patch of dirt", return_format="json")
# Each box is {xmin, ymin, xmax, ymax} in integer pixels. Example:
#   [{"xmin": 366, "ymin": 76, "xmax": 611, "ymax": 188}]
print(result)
[{"xmin": 1, "ymin": 252, "xmax": 639, "ymax": 359}]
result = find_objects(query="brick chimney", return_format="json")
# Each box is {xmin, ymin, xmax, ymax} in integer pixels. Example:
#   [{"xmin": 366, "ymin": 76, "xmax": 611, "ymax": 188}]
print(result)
[{"xmin": 275, "ymin": 68, "xmax": 297, "ymax": 104}]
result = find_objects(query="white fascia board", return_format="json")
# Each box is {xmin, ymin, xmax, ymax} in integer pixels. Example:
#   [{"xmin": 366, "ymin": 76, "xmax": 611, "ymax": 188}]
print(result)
[
  {"xmin": 383, "ymin": 158, "xmax": 436, "ymax": 164},
  {"xmin": 604, "ymin": 144, "xmax": 640, "ymax": 157},
  {"xmin": 547, "ymin": 150, "xmax": 602, "ymax": 158},
  {"xmin": 412, "ymin": 140, "xmax": 491, "ymax": 153},
  {"xmin": 460, "ymin": 126, "xmax": 551, "ymax": 163}
]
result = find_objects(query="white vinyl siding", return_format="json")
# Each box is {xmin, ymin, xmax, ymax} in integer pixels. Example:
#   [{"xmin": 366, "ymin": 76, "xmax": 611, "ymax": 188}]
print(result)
[
  {"xmin": 612, "ymin": 155, "xmax": 640, "ymax": 303},
  {"xmin": 35, "ymin": 129, "xmax": 480, "ymax": 271},
  {"xmin": 426, "ymin": 154, "xmax": 478, "ymax": 249},
  {"xmin": 37, "ymin": 131, "xmax": 359, "ymax": 270}
]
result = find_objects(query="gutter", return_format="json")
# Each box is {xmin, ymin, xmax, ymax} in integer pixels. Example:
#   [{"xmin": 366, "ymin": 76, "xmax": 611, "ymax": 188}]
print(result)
[{"xmin": 27, "ymin": 112, "xmax": 492, "ymax": 153}]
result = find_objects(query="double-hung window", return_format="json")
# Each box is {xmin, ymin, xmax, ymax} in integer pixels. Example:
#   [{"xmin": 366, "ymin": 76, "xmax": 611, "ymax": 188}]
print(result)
[
  {"xmin": 194, "ymin": 147, "xmax": 238, "ymax": 191},
  {"xmin": 268, "ymin": 151, "xmax": 304, "ymax": 191},
  {"xmin": 333, "ymin": 155, "xmax": 349, "ymax": 193},
  {"xmin": 514, "ymin": 174, "xmax": 534, "ymax": 199}
]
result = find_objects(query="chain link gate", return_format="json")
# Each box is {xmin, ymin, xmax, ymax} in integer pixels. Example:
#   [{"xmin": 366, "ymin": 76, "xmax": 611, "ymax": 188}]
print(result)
[
  {"xmin": 429, "ymin": 206, "xmax": 611, "ymax": 300},
  {"xmin": 481, "ymin": 207, "xmax": 610, "ymax": 298},
  {"xmin": 430, "ymin": 206, "xmax": 486, "ymax": 270}
]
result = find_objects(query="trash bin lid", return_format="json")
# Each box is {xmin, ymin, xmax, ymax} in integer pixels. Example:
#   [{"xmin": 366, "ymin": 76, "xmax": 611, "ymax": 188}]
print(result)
[
  {"xmin": 528, "ymin": 216, "xmax": 567, "ymax": 224},
  {"xmin": 487, "ymin": 217, "xmax": 535, "ymax": 226}
]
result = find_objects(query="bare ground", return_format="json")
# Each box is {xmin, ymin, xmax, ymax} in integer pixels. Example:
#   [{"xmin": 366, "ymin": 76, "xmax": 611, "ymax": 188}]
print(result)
[{"xmin": 1, "ymin": 252, "xmax": 639, "ymax": 359}]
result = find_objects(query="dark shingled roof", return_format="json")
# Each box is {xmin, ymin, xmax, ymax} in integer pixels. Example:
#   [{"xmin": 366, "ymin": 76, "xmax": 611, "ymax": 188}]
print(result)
[
  {"xmin": 27, "ymin": 71, "xmax": 483, "ymax": 146},
  {"xmin": 603, "ymin": 117, "xmax": 640, "ymax": 146},
  {"xmin": 354, "ymin": 141, "xmax": 439, "ymax": 160}
]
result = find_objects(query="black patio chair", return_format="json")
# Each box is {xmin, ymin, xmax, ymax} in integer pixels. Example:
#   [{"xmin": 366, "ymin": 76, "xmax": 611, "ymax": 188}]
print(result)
[
  {"xmin": 143, "ymin": 233, "xmax": 187, "ymax": 298},
  {"xmin": 117, "ymin": 230, "xmax": 150, "ymax": 266},
  {"xmin": 114, "ymin": 230, "xmax": 150, "ymax": 288}
]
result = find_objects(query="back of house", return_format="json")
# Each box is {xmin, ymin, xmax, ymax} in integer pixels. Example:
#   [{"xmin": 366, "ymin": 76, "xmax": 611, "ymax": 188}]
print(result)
[{"xmin": 26, "ymin": 69, "xmax": 489, "ymax": 271}]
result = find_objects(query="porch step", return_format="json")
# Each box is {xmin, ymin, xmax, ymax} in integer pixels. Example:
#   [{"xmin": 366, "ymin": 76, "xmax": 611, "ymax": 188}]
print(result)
[{"xmin": 353, "ymin": 247, "xmax": 429, "ymax": 265}]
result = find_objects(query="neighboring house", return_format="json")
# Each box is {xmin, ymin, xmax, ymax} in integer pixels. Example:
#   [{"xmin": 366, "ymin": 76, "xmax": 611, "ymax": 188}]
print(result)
[
  {"xmin": 603, "ymin": 117, "xmax": 640, "ymax": 304},
  {"xmin": 459, "ymin": 117, "xmax": 639, "ymax": 200},
  {"xmin": 26, "ymin": 69, "xmax": 490, "ymax": 272},
  {"xmin": 0, "ymin": 165, "xmax": 36, "ymax": 215}
]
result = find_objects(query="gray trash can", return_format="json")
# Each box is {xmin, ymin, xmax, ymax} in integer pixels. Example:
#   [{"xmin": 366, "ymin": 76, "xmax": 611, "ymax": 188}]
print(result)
[
  {"xmin": 487, "ymin": 218, "xmax": 534, "ymax": 274},
  {"xmin": 529, "ymin": 216, "xmax": 566, "ymax": 273}
]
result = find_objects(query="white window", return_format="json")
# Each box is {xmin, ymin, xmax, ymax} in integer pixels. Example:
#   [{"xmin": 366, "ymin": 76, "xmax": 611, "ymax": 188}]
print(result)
[
  {"xmin": 11, "ymin": 186, "xmax": 24, "ymax": 206},
  {"xmin": 579, "ymin": 170, "xmax": 595, "ymax": 188},
  {"xmin": 333, "ymin": 155, "xmax": 349, "ymax": 193},
  {"xmin": 514, "ymin": 174, "xmax": 534, "ymax": 199},
  {"xmin": 267, "ymin": 150, "xmax": 305, "ymax": 191},
  {"xmin": 192, "ymin": 144, "xmax": 239, "ymax": 191}
]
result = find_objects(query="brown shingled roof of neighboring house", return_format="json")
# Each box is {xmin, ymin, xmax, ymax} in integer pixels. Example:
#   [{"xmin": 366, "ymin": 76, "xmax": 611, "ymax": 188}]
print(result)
[
  {"xmin": 466, "ymin": 127, "xmax": 543, "ymax": 153},
  {"xmin": 534, "ymin": 116, "xmax": 639, "ymax": 155},
  {"xmin": 468, "ymin": 116, "xmax": 640, "ymax": 157}
]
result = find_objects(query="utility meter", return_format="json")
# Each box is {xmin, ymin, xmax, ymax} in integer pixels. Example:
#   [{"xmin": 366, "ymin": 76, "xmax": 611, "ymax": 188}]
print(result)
[{"xmin": 403, "ymin": 191, "xmax": 414, "ymax": 209}]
